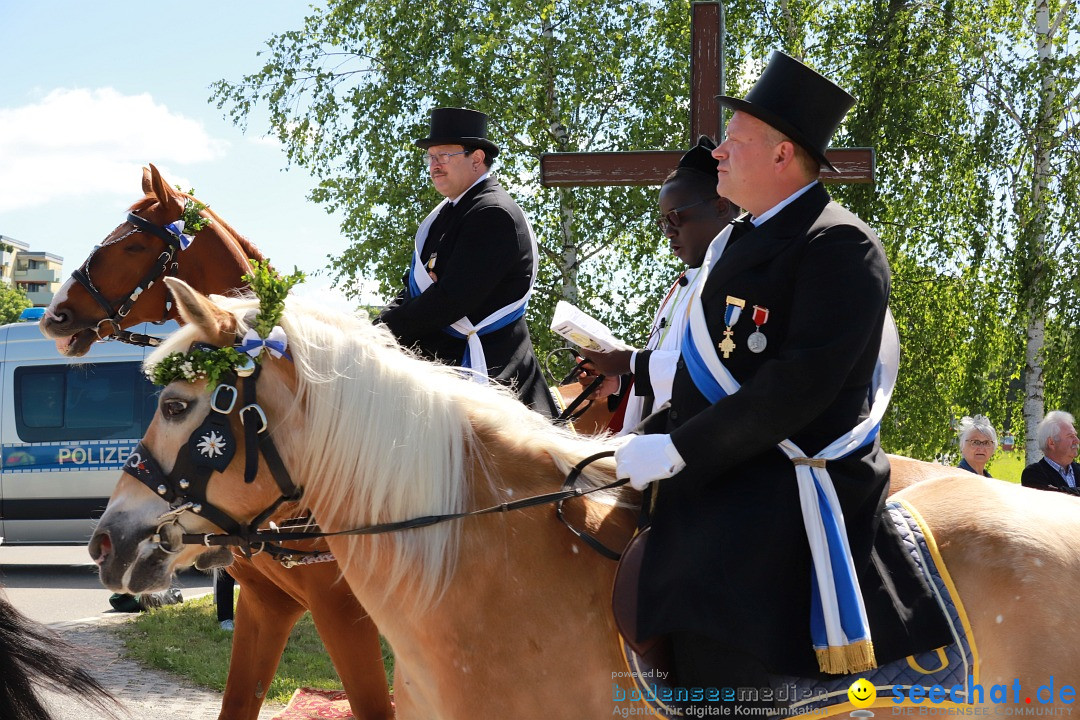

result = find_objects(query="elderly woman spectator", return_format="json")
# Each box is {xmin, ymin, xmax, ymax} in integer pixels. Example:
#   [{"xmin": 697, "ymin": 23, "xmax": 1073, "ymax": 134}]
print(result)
[{"xmin": 956, "ymin": 415, "xmax": 997, "ymax": 477}]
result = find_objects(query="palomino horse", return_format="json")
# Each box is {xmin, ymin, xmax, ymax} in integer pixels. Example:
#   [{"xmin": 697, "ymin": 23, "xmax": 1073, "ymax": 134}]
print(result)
[
  {"xmin": 0, "ymin": 591, "xmax": 117, "ymax": 719},
  {"xmin": 91, "ymin": 280, "xmax": 1080, "ymax": 718},
  {"xmin": 40, "ymin": 167, "xmax": 392, "ymax": 720}
]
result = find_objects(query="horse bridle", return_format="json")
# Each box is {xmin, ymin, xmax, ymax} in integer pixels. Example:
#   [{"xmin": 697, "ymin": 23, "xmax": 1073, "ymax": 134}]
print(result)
[
  {"xmin": 70, "ymin": 212, "xmax": 186, "ymax": 348},
  {"xmin": 123, "ymin": 347, "xmax": 308, "ymax": 560},
  {"xmin": 124, "ymin": 343, "xmax": 628, "ymax": 560}
]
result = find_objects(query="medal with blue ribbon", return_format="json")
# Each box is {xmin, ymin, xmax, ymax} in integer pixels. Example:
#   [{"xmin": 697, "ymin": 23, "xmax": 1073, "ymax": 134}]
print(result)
[{"xmin": 718, "ymin": 296, "xmax": 745, "ymax": 358}]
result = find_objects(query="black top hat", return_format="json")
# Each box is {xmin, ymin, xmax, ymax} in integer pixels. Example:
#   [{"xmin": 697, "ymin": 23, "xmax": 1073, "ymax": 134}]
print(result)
[
  {"xmin": 717, "ymin": 51, "xmax": 854, "ymax": 172},
  {"xmin": 677, "ymin": 135, "xmax": 720, "ymax": 179},
  {"xmin": 414, "ymin": 107, "xmax": 499, "ymax": 159}
]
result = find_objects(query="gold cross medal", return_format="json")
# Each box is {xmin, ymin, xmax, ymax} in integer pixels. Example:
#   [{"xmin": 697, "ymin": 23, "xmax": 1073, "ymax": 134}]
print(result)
[{"xmin": 718, "ymin": 296, "xmax": 745, "ymax": 358}]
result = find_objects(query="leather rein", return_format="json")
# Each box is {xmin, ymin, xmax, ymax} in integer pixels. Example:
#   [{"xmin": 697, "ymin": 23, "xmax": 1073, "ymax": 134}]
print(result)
[{"xmin": 127, "ymin": 345, "xmax": 627, "ymax": 561}]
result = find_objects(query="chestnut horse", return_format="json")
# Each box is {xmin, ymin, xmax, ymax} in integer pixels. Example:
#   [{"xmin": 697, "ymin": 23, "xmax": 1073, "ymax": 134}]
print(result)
[
  {"xmin": 40, "ymin": 167, "xmax": 392, "ymax": 720},
  {"xmin": 91, "ymin": 280, "xmax": 1080, "ymax": 718}
]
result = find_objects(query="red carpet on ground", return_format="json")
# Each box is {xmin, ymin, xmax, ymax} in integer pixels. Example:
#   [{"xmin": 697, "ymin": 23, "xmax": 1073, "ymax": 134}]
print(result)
[{"xmin": 272, "ymin": 688, "xmax": 355, "ymax": 719}]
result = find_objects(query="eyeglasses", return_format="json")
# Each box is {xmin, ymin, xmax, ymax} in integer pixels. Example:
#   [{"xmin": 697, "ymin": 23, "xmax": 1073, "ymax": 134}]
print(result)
[
  {"xmin": 655, "ymin": 196, "xmax": 718, "ymax": 232},
  {"xmin": 424, "ymin": 150, "xmax": 470, "ymax": 166},
  {"xmin": 965, "ymin": 439, "xmax": 994, "ymax": 448}
]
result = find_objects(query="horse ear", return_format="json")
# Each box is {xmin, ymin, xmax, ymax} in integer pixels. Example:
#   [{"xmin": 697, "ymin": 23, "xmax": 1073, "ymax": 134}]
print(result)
[
  {"xmin": 165, "ymin": 277, "xmax": 237, "ymax": 343},
  {"xmin": 141, "ymin": 166, "xmax": 153, "ymax": 195},
  {"xmin": 146, "ymin": 163, "xmax": 182, "ymax": 214}
]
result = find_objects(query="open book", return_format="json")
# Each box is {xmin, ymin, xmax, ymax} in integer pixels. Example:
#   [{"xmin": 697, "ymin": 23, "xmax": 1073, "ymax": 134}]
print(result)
[{"xmin": 549, "ymin": 300, "xmax": 630, "ymax": 353}]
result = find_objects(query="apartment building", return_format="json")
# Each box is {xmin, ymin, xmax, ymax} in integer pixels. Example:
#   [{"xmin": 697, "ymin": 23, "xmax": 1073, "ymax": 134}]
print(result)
[{"xmin": 0, "ymin": 234, "xmax": 63, "ymax": 307}]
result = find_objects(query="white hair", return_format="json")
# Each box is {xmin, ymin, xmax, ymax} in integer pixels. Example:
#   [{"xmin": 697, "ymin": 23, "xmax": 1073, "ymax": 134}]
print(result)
[
  {"xmin": 1037, "ymin": 411, "xmax": 1076, "ymax": 453},
  {"xmin": 957, "ymin": 414, "xmax": 998, "ymax": 451}
]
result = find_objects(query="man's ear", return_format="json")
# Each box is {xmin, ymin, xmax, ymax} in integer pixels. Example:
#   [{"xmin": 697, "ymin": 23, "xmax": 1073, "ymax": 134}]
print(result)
[
  {"xmin": 773, "ymin": 140, "xmax": 798, "ymax": 172},
  {"xmin": 470, "ymin": 148, "xmax": 487, "ymax": 169},
  {"xmin": 165, "ymin": 277, "xmax": 237, "ymax": 346}
]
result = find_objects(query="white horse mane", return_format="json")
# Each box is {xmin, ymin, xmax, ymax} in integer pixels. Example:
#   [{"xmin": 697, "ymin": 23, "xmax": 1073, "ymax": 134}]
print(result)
[{"xmin": 147, "ymin": 292, "xmax": 621, "ymax": 605}]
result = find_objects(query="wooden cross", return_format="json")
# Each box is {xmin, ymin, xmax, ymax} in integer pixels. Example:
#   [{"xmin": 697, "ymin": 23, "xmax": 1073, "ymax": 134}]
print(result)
[{"xmin": 539, "ymin": 2, "xmax": 874, "ymax": 188}]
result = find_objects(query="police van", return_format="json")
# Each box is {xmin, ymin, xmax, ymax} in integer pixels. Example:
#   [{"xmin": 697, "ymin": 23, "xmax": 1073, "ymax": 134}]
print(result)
[{"xmin": 0, "ymin": 318, "xmax": 177, "ymax": 544}]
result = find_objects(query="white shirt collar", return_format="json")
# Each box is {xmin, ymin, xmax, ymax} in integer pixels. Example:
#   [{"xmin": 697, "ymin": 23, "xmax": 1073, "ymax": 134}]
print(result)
[
  {"xmin": 751, "ymin": 180, "xmax": 820, "ymax": 226},
  {"xmin": 451, "ymin": 171, "xmax": 490, "ymax": 205}
]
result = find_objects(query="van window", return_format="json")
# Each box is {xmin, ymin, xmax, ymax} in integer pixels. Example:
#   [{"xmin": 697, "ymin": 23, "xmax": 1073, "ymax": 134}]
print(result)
[{"xmin": 14, "ymin": 362, "xmax": 158, "ymax": 442}]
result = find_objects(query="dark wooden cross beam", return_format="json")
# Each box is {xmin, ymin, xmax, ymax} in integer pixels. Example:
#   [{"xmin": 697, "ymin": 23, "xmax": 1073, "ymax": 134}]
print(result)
[{"xmin": 539, "ymin": 2, "xmax": 874, "ymax": 188}]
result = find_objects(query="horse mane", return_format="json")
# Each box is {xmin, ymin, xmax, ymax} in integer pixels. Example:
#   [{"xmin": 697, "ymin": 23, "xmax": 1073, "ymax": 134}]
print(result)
[
  {"xmin": 148, "ymin": 294, "xmax": 619, "ymax": 607},
  {"xmin": 203, "ymin": 205, "xmax": 265, "ymax": 263},
  {"xmin": 129, "ymin": 190, "xmax": 266, "ymax": 262}
]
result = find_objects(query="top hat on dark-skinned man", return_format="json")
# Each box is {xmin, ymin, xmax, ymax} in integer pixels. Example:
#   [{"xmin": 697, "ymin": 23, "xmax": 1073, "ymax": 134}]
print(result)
[
  {"xmin": 717, "ymin": 51, "xmax": 854, "ymax": 172},
  {"xmin": 415, "ymin": 107, "xmax": 499, "ymax": 159}
]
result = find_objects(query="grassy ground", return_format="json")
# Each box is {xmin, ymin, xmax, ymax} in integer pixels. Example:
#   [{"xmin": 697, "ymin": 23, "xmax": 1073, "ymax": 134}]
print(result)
[
  {"xmin": 984, "ymin": 449, "xmax": 1025, "ymax": 484},
  {"xmin": 118, "ymin": 592, "xmax": 394, "ymax": 706}
]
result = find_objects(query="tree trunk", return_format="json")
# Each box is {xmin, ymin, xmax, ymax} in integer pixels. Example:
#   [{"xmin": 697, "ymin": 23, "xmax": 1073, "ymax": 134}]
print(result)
[
  {"xmin": 543, "ymin": 16, "xmax": 579, "ymax": 305},
  {"xmin": 1023, "ymin": 299, "xmax": 1046, "ymax": 462},
  {"xmin": 1022, "ymin": 0, "xmax": 1055, "ymax": 460}
]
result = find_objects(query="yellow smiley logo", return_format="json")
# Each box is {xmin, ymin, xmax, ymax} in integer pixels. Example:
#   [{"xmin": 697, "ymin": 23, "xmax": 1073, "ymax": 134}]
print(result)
[{"xmin": 848, "ymin": 678, "xmax": 877, "ymax": 708}]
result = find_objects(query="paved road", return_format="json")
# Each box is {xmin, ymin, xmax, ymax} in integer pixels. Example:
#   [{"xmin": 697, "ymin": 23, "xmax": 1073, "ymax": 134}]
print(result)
[
  {"xmin": 0, "ymin": 545, "xmax": 214, "ymax": 625},
  {"xmin": 1, "ymin": 545, "xmax": 284, "ymax": 719}
]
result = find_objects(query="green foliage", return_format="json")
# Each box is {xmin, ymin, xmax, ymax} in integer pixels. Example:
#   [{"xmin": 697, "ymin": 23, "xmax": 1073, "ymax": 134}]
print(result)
[
  {"xmin": 149, "ymin": 345, "xmax": 246, "ymax": 388},
  {"xmin": 243, "ymin": 259, "xmax": 305, "ymax": 338},
  {"xmin": 0, "ymin": 283, "xmax": 32, "ymax": 324},
  {"xmin": 118, "ymin": 593, "xmax": 395, "ymax": 704},
  {"xmin": 173, "ymin": 187, "xmax": 213, "ymax": 234}
]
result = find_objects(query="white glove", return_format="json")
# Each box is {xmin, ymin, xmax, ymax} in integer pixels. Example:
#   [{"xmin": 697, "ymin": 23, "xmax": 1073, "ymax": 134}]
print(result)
[{"xmin": 615, "ymin": 434, "xmax": 686, "ymax": 491}]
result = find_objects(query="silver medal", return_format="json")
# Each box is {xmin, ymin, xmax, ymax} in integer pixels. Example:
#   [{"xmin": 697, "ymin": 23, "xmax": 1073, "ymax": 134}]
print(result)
[{"xmin": 747, "ymin": 331, "xmax": 767, "ymax": 353}]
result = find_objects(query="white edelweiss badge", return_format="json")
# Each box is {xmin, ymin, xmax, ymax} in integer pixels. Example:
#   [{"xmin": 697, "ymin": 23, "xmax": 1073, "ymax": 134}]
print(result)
[{"xmin": 196, "ymin": 430, "xmax": 228, "ymax": 458}]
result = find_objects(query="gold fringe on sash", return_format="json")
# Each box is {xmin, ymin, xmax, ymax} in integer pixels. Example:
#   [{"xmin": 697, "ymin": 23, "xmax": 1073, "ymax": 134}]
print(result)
[{"xmin": 816, "ymin": 639, "xmax": 877, "ymax": 675}]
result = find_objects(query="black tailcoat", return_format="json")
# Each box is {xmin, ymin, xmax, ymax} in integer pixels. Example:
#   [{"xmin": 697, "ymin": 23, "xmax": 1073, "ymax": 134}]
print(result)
[
  {"xmin": 1021, "ymin": 458, "xmax": 1080, "ymax": 495},
  {"xmin": 379, "ymin": 178, "xmax": 557, "ymax": 417},
  {"xmin": 639, "ymin": 183, "xmax": 910, "ymax": 675}
]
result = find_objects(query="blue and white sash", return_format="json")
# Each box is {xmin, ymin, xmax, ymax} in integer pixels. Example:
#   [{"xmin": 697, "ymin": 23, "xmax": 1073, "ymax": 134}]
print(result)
[
  {"xmin": 409, "ymin": 199, "xmax": 539, "ymax": 384},
  {"xmin": 681, "ymin": 232, "xmax": 899, "ymax": 674}
]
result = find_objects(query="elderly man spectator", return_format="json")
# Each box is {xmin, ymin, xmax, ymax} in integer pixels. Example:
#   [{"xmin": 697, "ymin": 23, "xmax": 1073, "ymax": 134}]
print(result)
[
  {"xmin": 956, "ymin": 415, "xmax": 997, "ymax": 477},
  {"xmin": 1021, "ymin": 411, "xmax": 1080, "ymax": 495}
]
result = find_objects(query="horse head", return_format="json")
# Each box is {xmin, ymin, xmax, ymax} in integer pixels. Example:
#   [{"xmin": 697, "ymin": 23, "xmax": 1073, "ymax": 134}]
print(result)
[
  {"xmin": 40, "ymin": 164, "xmax": 259, "ymax": 357},
  {"xmin": 89, "ymin": 278, "xmax": 296, "ymax": 593}
]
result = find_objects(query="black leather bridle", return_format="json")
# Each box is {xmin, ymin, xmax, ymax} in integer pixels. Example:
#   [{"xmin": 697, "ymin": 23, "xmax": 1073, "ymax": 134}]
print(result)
[
  {"xmin": 70, "ymin": 212, "xmax": 185, "ymax": 347},
  {"xmin": 123, "ymin": 349, "xmax": 308, "ymax": 560}
]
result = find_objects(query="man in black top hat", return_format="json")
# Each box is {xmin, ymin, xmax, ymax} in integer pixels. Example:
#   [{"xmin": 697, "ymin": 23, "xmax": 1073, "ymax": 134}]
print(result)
[
  {"xmin": 613, "ymin": 52, "xmax": 949, "ymax": 702},
  {"xmin": 378, "ymin": 107, "xmax": 557, "ymax": 417}
]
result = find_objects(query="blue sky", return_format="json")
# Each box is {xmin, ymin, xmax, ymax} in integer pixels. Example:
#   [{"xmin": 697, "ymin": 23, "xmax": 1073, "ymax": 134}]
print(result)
[{"xmin": 0, "ymin": 1, "xmax": 370, "ymax": 309}]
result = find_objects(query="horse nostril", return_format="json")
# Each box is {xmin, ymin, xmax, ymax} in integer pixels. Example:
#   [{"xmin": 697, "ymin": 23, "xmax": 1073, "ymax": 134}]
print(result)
[{"xmin": 89, "ymin": 532, "xmax": 112, "ymax": 566}]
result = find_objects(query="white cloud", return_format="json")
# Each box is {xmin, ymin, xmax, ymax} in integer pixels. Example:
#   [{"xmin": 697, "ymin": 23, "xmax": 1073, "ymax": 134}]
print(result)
[
  {"xmin": 292, "ymin": 276, "xmax": 382, "ymax": 316},
  {"xmin": 0, "ymin": 88, "xmax": 229, "ymax": 212}
]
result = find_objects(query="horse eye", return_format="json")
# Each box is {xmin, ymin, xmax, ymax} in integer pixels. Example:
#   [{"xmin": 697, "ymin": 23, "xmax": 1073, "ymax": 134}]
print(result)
[
  {"xmin": 161, "ymin": 399, "xmax": 189, "ymax": 418},
  {"xmin": 124, "ymin": 243, "xmax": 147, "ymax": 253}
]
